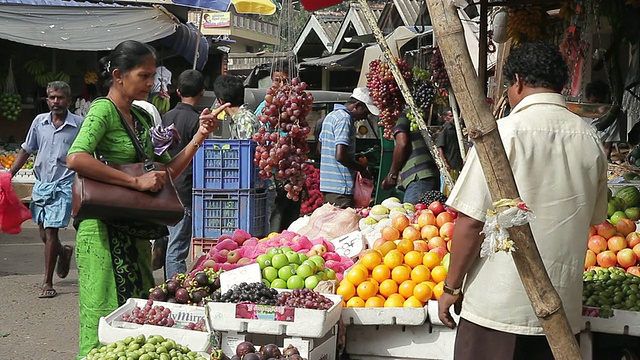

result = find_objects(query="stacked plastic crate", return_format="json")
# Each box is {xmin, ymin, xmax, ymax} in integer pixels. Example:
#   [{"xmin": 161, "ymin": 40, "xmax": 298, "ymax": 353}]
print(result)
[{"xmin": 192, "ymin": 140, "xmax": 268, "ymax": 240}]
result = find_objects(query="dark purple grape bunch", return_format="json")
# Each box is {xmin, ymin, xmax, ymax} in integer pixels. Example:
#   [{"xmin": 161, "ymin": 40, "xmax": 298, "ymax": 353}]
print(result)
[{"xmin": 277, "ymin": 288, "xmax": 333, "ymax": 310}]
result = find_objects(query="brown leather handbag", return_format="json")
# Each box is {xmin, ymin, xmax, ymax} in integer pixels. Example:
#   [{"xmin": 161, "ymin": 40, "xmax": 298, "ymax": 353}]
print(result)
[{"xmin": 72, "ymin": 101, "xmax": 184, "ymax": 226}]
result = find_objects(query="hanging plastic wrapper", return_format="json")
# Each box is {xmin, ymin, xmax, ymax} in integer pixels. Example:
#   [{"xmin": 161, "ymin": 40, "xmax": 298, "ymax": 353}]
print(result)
[
  {"xmin": 480, "ymin": 198, "xmax": 535, "ymax": 258},
  {"xmin": 150, "ymin": 124, "xmax": 181, "ymax": 156}
]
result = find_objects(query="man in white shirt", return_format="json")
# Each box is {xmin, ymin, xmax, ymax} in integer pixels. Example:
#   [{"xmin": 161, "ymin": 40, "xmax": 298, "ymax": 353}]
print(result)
[{"xmin": 438, "ymin": 42, "xmax": 608, "ymax": 359}]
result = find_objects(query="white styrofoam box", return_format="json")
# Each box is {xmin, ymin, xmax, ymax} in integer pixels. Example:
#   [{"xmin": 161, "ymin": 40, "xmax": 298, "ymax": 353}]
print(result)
[
  {"xmin": 582, "ymin": 308, "xmax": 640, "ymax": 337},
  {"xmin": 346, "ymin": 324, "xmax": 456, "ymax": 360},
  {"xmin": 98, "ymin": 298, "xmax": 216, "ymax": 353},
  {"xmin": 341, "ymin": 306, "xmax": 429, "ymax": 326},
  {"xmin": 426, "ymin": 299, "xmax": 460, "ymax": 327},
  {"xmin": 206, "ymin": 293, "xmax": 342, "ymax": 337},
  {"xmin": 10, "ymin": 169, "xmax": 36, "ymax": 184},
  {"xmin": 221, "ymin": 325, "xmax": 337, "ymax": 360},
  {"xmin": 220, "ymin": 263, "xmax": 262, "ymax": 294}
]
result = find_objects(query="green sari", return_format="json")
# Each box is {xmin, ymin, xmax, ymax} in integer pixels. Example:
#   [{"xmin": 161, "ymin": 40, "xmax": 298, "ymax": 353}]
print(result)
[{"xmin": 68, "ymin": 99, "xmax": 172, "ymax": 359}]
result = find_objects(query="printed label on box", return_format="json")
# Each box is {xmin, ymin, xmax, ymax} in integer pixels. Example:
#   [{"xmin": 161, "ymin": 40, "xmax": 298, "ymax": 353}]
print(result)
[{"xmin": 235, "ymin": 303, "xmax": 295, "ymax": 322}]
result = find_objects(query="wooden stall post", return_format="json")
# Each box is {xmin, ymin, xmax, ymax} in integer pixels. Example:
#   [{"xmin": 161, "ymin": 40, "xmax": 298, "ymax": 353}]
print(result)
[{"xmin": 423, "ymin": 0, "xmax": 582, "ymax": 358}]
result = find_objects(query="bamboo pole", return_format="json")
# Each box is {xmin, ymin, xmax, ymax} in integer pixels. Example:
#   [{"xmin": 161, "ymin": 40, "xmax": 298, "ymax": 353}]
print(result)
[
  {"xmin": 448, "ymin": 89, "xmax": 467, "ymax": 161},
  {"xmin": 424, "ymin": 0, "xmax": 582, "ymax": 358},
  {"xmin": 355, "ymin": 0, "xmax": 455, "ymax": 190}
]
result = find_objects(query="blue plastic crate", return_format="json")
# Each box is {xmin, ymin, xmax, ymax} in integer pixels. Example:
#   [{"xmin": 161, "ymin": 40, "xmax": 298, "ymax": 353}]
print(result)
[
  {"xmin": 193, "ymin": 139, "xmax": 265, "ymax": 189},
  {"xmin": 192, "ymin": 188, "xmax": 269, "ymax": 238}
]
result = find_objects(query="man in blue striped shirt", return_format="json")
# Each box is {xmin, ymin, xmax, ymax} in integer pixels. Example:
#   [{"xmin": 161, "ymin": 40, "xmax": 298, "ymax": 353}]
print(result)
[{"xmin": 319, "ymin": 88, "xmax": 378, "ymax": 208}]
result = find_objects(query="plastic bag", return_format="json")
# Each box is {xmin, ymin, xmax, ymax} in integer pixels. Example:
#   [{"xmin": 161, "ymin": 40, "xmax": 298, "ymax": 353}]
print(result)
[
  {"xmin": 0, "ymin": 172, "xmax": 32, "ymax": 234},
  {"xmin": 353, "ymin": 172, "xmax": 374, "ymax": 208},
  {"xmin": 297, "ymin": 203, "xmax": 361, "ymax": 241}
]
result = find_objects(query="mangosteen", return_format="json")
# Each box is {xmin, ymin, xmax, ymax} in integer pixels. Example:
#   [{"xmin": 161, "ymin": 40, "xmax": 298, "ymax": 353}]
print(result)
[
  {"xmin": 194, "ymin": 272, "xmax": 210, "ymax": 286},
  {"xmin": 236, "ymin": 341, "xmax": 256, "ymax": 356},
  {"xmin": 166, "ymin": 279, "xmax": 180, "ymax": 294},
  {"xmin": 175, "ymin": 288, "xmax": 190, "ymax": 304},
  {"xmin": 282, "ymin": 345, "xmax": 300, "ymax": 358},
  {"xmin": 260, "ymin": 344, "xmax": 281, "ymax": 359},
  {"xmin": 190, "ymin": 289, "xmax": 209, "ymax": 304},
  {"xmin": 149, "ymin": 286, "xmax": 167, "ymax": 301},
  {"xmin": 212, "ymin": 277, "xmax": 221, "ymax": 290},
  {"xmin": 242, "ymin": 353, "xmax": 261, "ymax": 360}
]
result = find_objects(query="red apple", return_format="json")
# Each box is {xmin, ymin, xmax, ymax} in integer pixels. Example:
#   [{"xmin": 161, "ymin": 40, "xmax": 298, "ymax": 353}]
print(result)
[
  {"xmin": 202, "ymin": 259, "xmax": 217, "ymax": 268},
  {"xmin": 413, "ymin": 240, "xmax": 429, "ymax": 252},
  {"xmin": 439, "ymin": 222, "xmax": 455, "ymax": 241},
  {"xmin": 589, "ymin": 225, "xmax": 597, "ymax": 237},
  {"xmin": 436, "ymin": 212, "xmax": 455, "ymax": 227},
  {"xmin": 447, "ymin": 239, "xmax": 452, "ymax": 252},
  {"xmin": 226, "ymin": 250, "xmax": 241, "ymax": 264},
  {"xmin": 311, "ymin": 244, "xmax": 327, "ymax": 256},
  {"xmin": 627, "ymin": 266, "xmax": 640, "ymax": 277},
  {"xmin": 428, "ymin": 236, "xmax": 446, "ymax": 250},
  {"xmin": 414, "ymin": 203, "xmax": 427, "ymax": 211},
  {"xmin": 634, "ymin": 243, "xmax": 640, "ymax": 260},
  {"xmin": 428, "ymin": 201, "xmax": 445, "ymax": 216},
  {"xmin": 237, "ymin": 257, "xmax": 252, "ymax": 266},
  {"xmin": 446, "ymin": 208, "xmax": 458, "ymax": 219},
  {"xmin": 617, "ymin": 248, "xmax": 638, "ymax": 268},
  {"xmin": 587, "ymin": 235, "xmax": 608, "ymax": 254},
  {"xmin": 595, "ymin": 221, "xmax": 617, "ymax": 239},
  {"xmin": 608, "ymin": 235, "xmax": 627, "ymax": 253},
  {"xmin": 417, "ymin": 212, "xmax": 437, "ymax": 228},
  {"xmin": 218, "ymin": 249, "xmax": 229, "ymax": 257},
  {"xmin": 584, "ymin": 249, "xmax": 596, "ymax": 269},
  {"xmin": 596, "ymin": 250, "xmax": 617, "ymax": 268},
  {"xmin": 617, "ymin": 218, "xmax": 637, "ymax": 237},
  {"xmin": 429, "ymin": 246, "xmax": 448, "ymax": 259},
  {"xmin": 421, "ymin": 225, "xmax": 439, "ymax": 240},
  {"xmin": 627, "ymin": 232, "xmax": 640, "ymax": 248}
]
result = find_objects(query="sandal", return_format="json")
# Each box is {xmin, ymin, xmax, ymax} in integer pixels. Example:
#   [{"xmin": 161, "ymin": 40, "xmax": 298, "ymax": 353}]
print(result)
[
  {"xmin": 56, "ymin": 245, "xmax": 74, "ymax": 279},
  {"xmin": 39, "ymin": 288, "xmax": 57, "ymax": 298}
]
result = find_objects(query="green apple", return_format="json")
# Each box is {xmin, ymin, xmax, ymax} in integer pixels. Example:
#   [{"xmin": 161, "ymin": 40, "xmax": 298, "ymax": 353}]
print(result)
[
  {"xmin": 325, "ymin": 268, "xmax": 337, "ymax": 280},
  {"xmin": 271, "ymin": 278, "xmax": 287, "ymax": 289},
  {"xmin": 278, "ymin": 265, "xmax": 295, "ymax": 281},
  {"xmin": 281, "ymin": 246, "xmax": 293, "ymax": 253},
  {"xmin": 298, "ymin": 253, "xmax": 308, "ymax": 263},
  {"xmin": 262, "ymin": 266, "xmax": 278, "ymax": 282},
  {"xmin": 296, "ymin": 264, "xmax": 313, "ymax": 279},
  {"xmin": 287, "ymin": 275, "xmax": 305, "ymax": 289},
  {"xmin": 317, "ymin": 271, "xmax": 328, "ymax": 281},
  {"xmin": 304, "ymin": 275, "xmax": 320, "ymax": 289},
  {"xmin": 262, "ymin": 279, "xmax": 271, "ymax": 287},
  {"xmin": 302, "ymin": 260, "xmax": 318, "ymax": 273},
  {"xmin": 285, "ymin": 251, "xmax": 300, "ymax": 265},
  {"xmin": 309, "ymin": 255, "xmax": 325, "ymax": 268},
  {"xmin": 256, "ymin": 254, "xmax": 272, "ymax": 269},
  {"xmin": 268, "ymin": 247, "xmax": 282, "ymax": 255},
  {"xmin": 271, "ymin": 254, "xmax": 289, "ymax": 269}
]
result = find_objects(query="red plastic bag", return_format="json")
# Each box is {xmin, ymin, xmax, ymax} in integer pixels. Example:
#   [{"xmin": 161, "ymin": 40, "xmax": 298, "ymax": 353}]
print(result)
[
  {"xmin": 354, "ymin": 172, "xmax": 374, "ymax": 208},
  {"xmin": 0, "ymin": 172, "xmax": 31, "ymax": 234}
]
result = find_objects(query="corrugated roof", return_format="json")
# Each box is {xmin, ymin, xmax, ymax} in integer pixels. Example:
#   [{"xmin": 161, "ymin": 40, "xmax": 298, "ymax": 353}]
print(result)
[
  {"xmin": 353, "ymin": 3, "xmax": 383, "ymax": 33},
  {"xmin": 393, "ymin": 0, "xmax": 422, "ymax": 26},
  {"xmin": 317, "ymin": 15, "xmax": 342, "ymax": 43}
]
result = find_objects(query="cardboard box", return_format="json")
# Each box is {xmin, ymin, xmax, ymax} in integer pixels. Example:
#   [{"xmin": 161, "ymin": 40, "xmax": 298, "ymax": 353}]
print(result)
[{"xmin": 98, "ymin": 298, "xmax": 217, "ymax": 353}]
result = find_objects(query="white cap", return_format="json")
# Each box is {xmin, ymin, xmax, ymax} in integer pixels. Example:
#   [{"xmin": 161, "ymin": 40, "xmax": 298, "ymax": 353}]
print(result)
[{"xmin": 351, "ymin": 87, "xmax": 380, "ymax": 116}]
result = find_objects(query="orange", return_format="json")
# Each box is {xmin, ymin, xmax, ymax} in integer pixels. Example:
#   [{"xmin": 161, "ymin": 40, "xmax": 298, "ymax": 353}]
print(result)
[
  {"xmin": 391, "ymin": 214, "xmax": 411, "ymax": 232},
  {"xmin": 378, "ymin": 241, "xmax": 397, "ymax": 256},
  {"xmin": 396, "ymin": 239, "xmax": 415, "ymax": 254},
  {"xmin": 381, "ymin": 226, "xmax": 400, "ymax": 241},
  {"xmin": 357, "ymin": 281, "xmax": 379, "ymax": 300},
  {"xmin": 383, "ymin": 250, "xmax": 404, "ymax": 268},
  {"xmin": 413, "ymin": 283, "xmax": 433, "ymax": 302},
  {"xmin": 361, "ymin": 250, "xmax": 383, "ymax": 270},
  {"xmin": 403, "ymin": 296, "xmax": 424, "ymax": 308},
  {"xmin": 384, "ymin": 294, "xmax": 405, "ymax": 307},
  {"xmin": 398, "ymin": 280, "xmax": 417, "ymax": 299},
  {"xmin": 379, "ymin": 279, "xmax": 398, "ymax": 298},
  {"xmin": 404, "ymin": 251, "xmax": 424, "ymax": 268},
  {"xmin": 336, "ymin": 282, "xmax": 356, "ymax": 301},
  {"xmin": 352, "ymin": 263, "xmax": 370, "ymax": 274},
  {"xmin": 391, "ymin": 265, "xmax": 411, "ymax": 284},
  {"xmin": 346, "ymin": 267, "xmax": 368, "ymax": 286},
  {"xmin": 423, "ymin": 252, "xmax": 441, "ymax": 269},
  {"xmin": 402, "ymin": 226, "xmax": 421, "ymax": 242},
  {"xmin": 411, "ymin": 265, "xmax": 431, "ymax": 283},
  {"xmin": 365, "ymin": 296, "xmax": 385, "ymax": 307},
  {"xmin": 433, "ymin": 281, "xmax": 445, "ymax": 300},
  {"xmin": 347, "ymin": 296, "xmax": 365, "ymax": 308},
  {"xmin": 431, "ymin": 265, "xmax": 448, "ymax": 284},
  {"xmin": 367, "ymin": 278, "xmax": 379, "ymax": 286},
  {"xmin": 371, "ymin": 264, "xmax": 391, "ymax": 283}
]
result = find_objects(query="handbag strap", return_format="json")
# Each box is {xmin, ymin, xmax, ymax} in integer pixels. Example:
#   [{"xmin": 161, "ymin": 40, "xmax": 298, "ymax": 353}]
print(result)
[{"xmin": 102, "ymin": 97, "xmax": 156, "ymax": 172}]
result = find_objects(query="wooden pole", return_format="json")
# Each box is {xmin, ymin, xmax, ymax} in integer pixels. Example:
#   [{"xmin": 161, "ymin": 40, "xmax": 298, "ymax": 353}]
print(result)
[
  {"xmin": 192, "ymin": 9, "xmax": 204, "ymax": 70},
  {"xmin": 424, "ymin": 0, "xmax": 582, "ymax": 359},
  {"xmin": 355, "ymin": 0, "xmax": 455, "ymax": 190},
  {"xmin": 448, "ymin": 89, "xmax": 467, "ymax": 161}
]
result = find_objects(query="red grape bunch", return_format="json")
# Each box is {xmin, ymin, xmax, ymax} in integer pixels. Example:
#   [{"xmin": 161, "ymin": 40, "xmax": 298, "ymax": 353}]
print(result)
[
  {"xmin": 253, "ymin": 77, "xmax": 313, "ymax": 201},
  {"xmin": 277, "ymin": 288, "xmax": 334, "ymax": 310},
  {"xmin": 121, "ymin": 299, "xmax": 175, "ymax": 327},
  {"xmin": 366, "ymin": 58, "xmax": 412, "ymax": 139},
  {"xmin": 430, "ymin": 47, "xmax": 451, "ymax": 89},
  {"xmin": 184, "ymin": 318, "xmax": 206, "ymax": 332}
]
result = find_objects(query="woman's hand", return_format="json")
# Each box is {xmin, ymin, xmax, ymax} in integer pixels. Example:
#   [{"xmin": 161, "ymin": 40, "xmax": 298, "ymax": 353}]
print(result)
[
  {"xmin": 133, "ymin": 170, "xmax": 167, "ymax": 192},
  {"xmin": 198, "ymin": 103, "xmax": 230, "ymax": 136}
]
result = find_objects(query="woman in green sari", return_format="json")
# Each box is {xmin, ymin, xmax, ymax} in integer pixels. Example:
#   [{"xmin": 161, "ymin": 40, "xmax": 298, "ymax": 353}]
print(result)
[{"xmin": 67, "ymin": 40, "xmax": 229, "ymax": 359}]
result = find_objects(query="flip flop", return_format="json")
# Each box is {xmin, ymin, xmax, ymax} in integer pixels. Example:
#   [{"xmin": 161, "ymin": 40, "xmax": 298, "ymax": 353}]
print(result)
[
  {"xmin": 56, "ymin": 245, "xmax": 74, "ymax": 279},
  {"xmin": 39, "ymin": 288, "xmax": 57, "ymax": 298}
]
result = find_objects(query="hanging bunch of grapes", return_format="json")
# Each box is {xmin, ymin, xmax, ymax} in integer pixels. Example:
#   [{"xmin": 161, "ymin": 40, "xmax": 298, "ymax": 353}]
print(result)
[
  {"xmin": 430, "ymin": 47, "xmax": 450, "ymax": 89},
  {"xmin": 253, "ymin": 78, "xmax": 313, "ymax": 201},
  {"xmin": 366, "ymin": 58, "xmax": 412, "ymax": 139},
  {"xmin": 408, "ymin": 66, "xmax": 436, "ymax": 131}
]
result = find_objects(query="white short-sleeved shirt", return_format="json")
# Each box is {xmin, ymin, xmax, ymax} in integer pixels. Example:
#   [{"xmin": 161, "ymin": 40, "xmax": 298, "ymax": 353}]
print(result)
[{"xmin": 447, "ymin": 93, "xmax": 608, "ymax": 335}]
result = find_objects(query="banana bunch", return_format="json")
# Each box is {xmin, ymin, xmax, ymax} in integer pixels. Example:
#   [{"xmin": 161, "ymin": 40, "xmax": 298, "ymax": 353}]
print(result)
[
  {"xmin": 507, "ymin": 6, "xmax": 549, "ymax": 46},
  {"xmin": 151, "ymin": 93, "xmax": 170, "ymax": 114},
  {"xmin": 24, "ymin": 60, "xmax": 46, "ymax": 76},
  {"xmin": 84, "ymin": 71, "xmax": 98, "ymax": 85},
  {"xmin": 34, "ymin": 71, "xmax": 70, "ymax": 87}
]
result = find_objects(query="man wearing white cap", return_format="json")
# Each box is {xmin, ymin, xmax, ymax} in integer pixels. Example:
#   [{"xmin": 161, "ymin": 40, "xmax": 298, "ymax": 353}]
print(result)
[{"xmin": 318, "ymin": 87, "xmax": 378, "ymax": 208}]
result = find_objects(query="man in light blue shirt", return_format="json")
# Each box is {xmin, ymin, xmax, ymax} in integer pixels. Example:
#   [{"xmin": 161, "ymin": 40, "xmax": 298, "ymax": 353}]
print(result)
[
  {"xmin": 10, "ymin": 81, "xmax": 83, "ymax": 298},
  {"xmin": 319, "ymin": 87, "xmax": 377, "ymax": 208}
]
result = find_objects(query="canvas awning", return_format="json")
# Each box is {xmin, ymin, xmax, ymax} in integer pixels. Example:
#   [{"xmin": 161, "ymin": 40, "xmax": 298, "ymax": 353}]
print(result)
[
  {"xmin": 299, "ymin": 45, "xmax": 368, "ymax": 69},
  {"xmin": 0, "ymin": 0, "xmax": 177, "ymax": 51}
]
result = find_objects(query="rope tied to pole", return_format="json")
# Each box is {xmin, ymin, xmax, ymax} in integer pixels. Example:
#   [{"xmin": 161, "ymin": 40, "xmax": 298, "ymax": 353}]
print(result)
[
  {"xmin": 480, "ymin": 198, "xmax": 535, "ymax": 257},
  {"xmin": 467, "ymin": 123, "xmax": 497, "ymax": 139}
]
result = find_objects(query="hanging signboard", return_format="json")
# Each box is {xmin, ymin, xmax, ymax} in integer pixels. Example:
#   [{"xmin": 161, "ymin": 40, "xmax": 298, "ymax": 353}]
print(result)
[{"xmin": 188, "ymin": 10, "xmax": 232, "ymax": 28}]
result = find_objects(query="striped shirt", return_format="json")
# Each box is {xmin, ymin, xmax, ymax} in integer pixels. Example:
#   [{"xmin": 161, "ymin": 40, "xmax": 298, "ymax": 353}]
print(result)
[
  {"xmin": 319, "ymin": 104, "xmax": 355, "ymax": 195},
  {"xmin": 393, "ymin": 114, "xmax": 438, "ymax": 188}
]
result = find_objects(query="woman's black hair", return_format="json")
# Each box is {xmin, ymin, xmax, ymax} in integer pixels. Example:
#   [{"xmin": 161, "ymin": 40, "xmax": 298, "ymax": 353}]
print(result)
[
  {"xmin": 99, "ymin": 40, "xmax": 157, "ymax": 89},
  {"xmin": 503, "ymin": 42, "xmax": 569, "ymax": 92}
]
